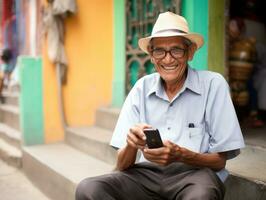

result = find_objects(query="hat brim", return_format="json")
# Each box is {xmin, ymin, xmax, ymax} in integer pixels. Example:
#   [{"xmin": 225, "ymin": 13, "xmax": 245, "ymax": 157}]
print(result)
[{"xmin": 138, "ymin": 32, "xmax": 204, "ymax": 54}]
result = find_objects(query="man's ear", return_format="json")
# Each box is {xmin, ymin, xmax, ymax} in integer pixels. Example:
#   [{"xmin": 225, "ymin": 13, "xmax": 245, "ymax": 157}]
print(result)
[
  {"xmin": 187, "ymin": 43, "xmax": 197, "ymax": 61},
  {"xmin": 147, "ymin": 45, "xmax": 155, "ymax": 64}
]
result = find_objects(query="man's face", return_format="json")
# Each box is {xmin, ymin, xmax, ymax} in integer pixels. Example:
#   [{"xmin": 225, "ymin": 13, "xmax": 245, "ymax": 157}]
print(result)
[{"xmin": 149, "ymin": 36, "xmax": 196, "ymax": 84}]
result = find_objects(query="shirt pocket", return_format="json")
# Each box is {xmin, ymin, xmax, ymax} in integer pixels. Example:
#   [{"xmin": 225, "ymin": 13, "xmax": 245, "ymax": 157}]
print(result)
[{"xmin": 181, "ymin": 125, "xmax": 204, "ymax": 152}]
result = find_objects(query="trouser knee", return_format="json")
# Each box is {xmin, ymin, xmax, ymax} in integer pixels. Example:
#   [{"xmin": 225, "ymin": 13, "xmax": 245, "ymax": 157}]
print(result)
[
  {"xmin": 75, "ymin": 177, "xmax": 101, "ymax": 200},
  {"xmin": 181, "ymin": 185, "xmax": 222, "ymax": 200}
]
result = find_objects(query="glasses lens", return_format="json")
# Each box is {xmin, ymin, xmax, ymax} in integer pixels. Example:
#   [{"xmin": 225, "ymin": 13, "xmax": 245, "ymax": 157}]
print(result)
[
  {"xmin": 152, "ymin": 49, "xmax": 165, "ymax": 59},
  {"xmin": 152, "ymin": 48, "xmax": 186, "ymax": 59},
  {"xmin": 170, "ymin": 48, "xmax": 185, "ymax": 58}
]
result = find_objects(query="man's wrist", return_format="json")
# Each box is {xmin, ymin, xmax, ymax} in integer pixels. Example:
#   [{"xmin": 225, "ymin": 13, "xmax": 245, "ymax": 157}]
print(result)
[
  {"xmin": 126, "ymin": 143, "xmax": 139, "ymax": 153},
  {"xmin": 179, "ymin": 148, "xmax": 198, "ymax": 164}
]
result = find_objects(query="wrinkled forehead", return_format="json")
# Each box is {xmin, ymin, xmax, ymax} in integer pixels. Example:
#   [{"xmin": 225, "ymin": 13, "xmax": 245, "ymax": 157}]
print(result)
[{"xmin": 149, "ymin": 36, "xmax": 192, "ymax": 48}]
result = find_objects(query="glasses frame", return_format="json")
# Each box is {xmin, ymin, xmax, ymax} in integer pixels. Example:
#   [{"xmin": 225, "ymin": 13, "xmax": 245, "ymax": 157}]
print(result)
[{"xmin": 151, "ymin": 47, "xmax": 188, "ymax": 60}]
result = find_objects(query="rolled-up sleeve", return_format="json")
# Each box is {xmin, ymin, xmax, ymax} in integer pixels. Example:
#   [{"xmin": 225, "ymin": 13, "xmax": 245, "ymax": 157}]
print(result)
[{"xmin": 205, "ymin": 74, "xmax": 245, "ymax": 159}]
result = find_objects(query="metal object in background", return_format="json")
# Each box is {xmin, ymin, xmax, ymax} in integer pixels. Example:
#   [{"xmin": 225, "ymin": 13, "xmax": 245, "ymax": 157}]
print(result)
[{"xmin": 126, "ymin": 0, "xmax": 181, "ymax": 93}]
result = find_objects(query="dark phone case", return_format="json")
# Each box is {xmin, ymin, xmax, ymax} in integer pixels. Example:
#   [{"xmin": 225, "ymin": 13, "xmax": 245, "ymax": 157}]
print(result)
[{"xmin": 144, "ymin": 129, "xmax": 163, "ymax": 149}]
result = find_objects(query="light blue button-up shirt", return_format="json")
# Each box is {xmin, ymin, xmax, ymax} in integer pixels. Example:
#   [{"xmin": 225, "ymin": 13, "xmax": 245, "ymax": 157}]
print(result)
[{"xmin": 110, "ymin": 67, "xmax": 245, "ymax": 182}]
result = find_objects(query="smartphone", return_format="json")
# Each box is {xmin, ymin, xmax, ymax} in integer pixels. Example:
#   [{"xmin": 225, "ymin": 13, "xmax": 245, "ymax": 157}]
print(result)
[{"xmin": 143, "ymin": 128, "xmax": 163, "ymax": 149}]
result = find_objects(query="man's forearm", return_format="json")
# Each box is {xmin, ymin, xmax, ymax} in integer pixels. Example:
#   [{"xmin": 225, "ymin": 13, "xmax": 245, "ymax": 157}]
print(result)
[
  {"xmin": 116, "ymin": 144, "xmax": 138, "ymax": 171},
  {"xmin": 181, "ymin": 151, "xmax": 226, "ymax": 171}
]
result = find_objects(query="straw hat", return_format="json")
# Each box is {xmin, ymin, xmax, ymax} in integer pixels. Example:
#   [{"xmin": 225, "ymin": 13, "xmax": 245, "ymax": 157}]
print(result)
[{"xmin": 138, "ymin": 12, "xmax": 204, "ymax": 54}]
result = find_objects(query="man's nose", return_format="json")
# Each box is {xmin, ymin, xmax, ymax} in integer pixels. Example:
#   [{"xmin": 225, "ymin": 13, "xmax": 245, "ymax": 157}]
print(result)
[{"xmin": 162, "ymin": 52, "xmax": 175, "ymax": 63}]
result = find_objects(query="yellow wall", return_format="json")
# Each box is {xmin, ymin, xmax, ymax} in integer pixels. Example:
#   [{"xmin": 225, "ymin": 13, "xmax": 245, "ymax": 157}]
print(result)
[
  {"xmin": 43, "ymin": 43, "xmax": 64, "ymax": 142},
  {"xmin": 43, "ymin": 0, "xmax": 114, "ymax": 142}
]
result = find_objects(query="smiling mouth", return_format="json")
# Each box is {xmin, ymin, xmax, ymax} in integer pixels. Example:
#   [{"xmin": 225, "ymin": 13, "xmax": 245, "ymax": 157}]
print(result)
[{"xmin": 161, "ymin": 65, "xmax": 178, "ymax": 70}]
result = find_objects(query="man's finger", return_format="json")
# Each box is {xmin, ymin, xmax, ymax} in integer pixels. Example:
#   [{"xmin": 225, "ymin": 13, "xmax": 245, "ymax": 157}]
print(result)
[
  {"xmin": 144, "ymin": 147, "xmax": 169, "ymax": 156},
  {"xmin": 128, "ymin": 132, "xmax": 146, "ymax": 146},
  {"xmin": 129, "ymin": 127, "xmax": 146, "ymax": 140},
  {"xmin": 126, "ymin": 139, "xmax": 137, "ymax": 149},
  {"xmin": 137, "ymin": 123, "xmax": 152, "ymax": 130},
  {"xmin": 127, "ymin": 132, "xmax": 138, "ymax": 144}
]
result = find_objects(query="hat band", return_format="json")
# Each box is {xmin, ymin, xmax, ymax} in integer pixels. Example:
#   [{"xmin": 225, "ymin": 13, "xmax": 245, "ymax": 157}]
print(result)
[{"xmin": 153, "ymin": 28, "xmax": 188, "ymax": 35}]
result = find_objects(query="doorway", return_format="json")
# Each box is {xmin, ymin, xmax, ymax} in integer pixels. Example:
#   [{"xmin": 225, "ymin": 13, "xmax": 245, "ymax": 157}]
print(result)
[{"xmin": 227, "ymin": 0, "xmax": 266, "ymax": 144}]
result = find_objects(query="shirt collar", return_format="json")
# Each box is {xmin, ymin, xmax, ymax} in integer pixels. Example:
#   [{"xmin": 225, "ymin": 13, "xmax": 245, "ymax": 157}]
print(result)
[
  {"xmin": 185, "ymin": 66, "xmax": 202, "ymax": 95},
  {"xmin": 146, "ymin": 73, "xmax": 164, "ymax": 98},
  {"xmin": 147, "ymin": 66, "xmax": 202, "ymax": 98}
]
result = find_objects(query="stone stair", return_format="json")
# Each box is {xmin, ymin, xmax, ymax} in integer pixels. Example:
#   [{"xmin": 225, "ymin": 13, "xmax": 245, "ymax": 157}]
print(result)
[
  {"xmin": 22, "ymin": 107, "xmax": 266, "ymax": 200},
  {"xmin": 23, "ymin": 143, "xmax": 114, "ymax": 200},
  {"xmin": 22, "ymin": 107, "xmax": 118, "ymax": 200},
  {"xmin": 225, "ymin": 144, "xmax": 266, "ymax": 199},
  {"xmin": 65, "ymin": 126, "xmax": 117, "ymax": 165},
  {"xmin": 0, "ymin": 91, "xmax": 22, "ymax": 168}
]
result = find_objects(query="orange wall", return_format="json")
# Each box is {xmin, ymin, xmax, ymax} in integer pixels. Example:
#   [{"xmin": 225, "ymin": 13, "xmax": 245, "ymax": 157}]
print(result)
[{"xmin": 43, "ymin": 0, "xmax": 114, "ymax": 142}]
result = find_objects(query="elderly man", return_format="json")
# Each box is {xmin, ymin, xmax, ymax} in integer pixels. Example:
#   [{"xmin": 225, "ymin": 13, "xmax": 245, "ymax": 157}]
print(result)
[{"xmin": 76, "ymin": 12, "xmax": 245, "ymax": 200}]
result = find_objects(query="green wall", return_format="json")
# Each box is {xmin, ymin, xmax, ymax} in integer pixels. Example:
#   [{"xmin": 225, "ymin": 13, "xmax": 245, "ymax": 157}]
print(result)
[
  {"xmin": 181, "ymin": 0, "xmax": 209, "ymax": 70},
  {"xmin": 19, "ymin": 56, "xmax": 44, "ymax": 145},
  {"xmin": 208, "ymin": 0, "xmax": 225, "ymax": 74},
  {"xmin": 112, "ymin": 0, "xmax": 126, "ymax": 107}
]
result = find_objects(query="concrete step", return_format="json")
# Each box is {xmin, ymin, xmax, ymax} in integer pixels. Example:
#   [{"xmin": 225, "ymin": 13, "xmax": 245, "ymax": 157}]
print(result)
[
  {"xmin": 66, "ymin": 126, "xmax": 117, "ymax": 165},
  {"xmin": 0, "ymin": 137, "xmax": 22, "ymax": 168},
  {"xmin": 0, "ymin": 122, "xmax": 21, "ymax": 149},
  {"xmin": 225, "ymin": 174, "xmax": 266, "ymax": 200},
  {"xmin": 227, "ymin": 145, "xmax": 266, "ymax": 182},
  {"xmin": 4, "ymin": 84, "xmax": 20, "ymax": 93},
  {"xmin": 95, "ymin": 107, "xmax": 120, "ymax": 131},
  {"xmin": 0, "ymin": 104, "xmax": 20, "ymax": 131},
  {"xmin": 0, "ymin": 159, "xmax": 50, "ymax": 200},
  {"xmin": 23, "ymin": 143, "xmax": 114, "ymax": 200},
  {"xmin": 225, "ymin": 145, "xmax": 266, "ymax": 199},
  {"xmin": 1, "ymin": 91, "xmax": 19, "ymax": 106}
]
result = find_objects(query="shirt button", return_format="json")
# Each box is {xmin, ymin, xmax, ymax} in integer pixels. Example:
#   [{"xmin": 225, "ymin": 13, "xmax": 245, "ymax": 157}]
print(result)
[
  {"xmin": 167, "ymin": 127, "xmax": 171, "ymax": 130},
  {"xmin": 169, "ymin": 103, "xmax": 173, "ymax": 107}
]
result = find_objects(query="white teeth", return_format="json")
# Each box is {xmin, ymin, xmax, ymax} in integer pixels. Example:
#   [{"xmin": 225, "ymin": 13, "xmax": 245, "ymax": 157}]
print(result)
[{"xmin": 161, "ymin": 65, "xmax": 178, "ymax": 70}]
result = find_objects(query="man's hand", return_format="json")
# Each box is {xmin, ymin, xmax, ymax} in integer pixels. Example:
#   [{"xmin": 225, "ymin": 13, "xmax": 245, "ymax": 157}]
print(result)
[
  {"xmin": 116, "ymin": 123, "xmax": 152, "ymax": 171},
  {"xmin": 143, "ymin": 140, "xmax": 226, "ymax": 171},
  {"xmin": 126, "ymin": 124, "xmax": 151, "ymax": 150},
  {"xmin": 143, "ymin": 140, "xmax": 184, "ymax": 166}
]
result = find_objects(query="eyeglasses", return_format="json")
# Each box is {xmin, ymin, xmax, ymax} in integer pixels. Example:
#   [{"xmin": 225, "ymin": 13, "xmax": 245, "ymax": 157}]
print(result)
[{"xmin": 151, "ymin": 47, "xmax": 187, "ymax": 60}]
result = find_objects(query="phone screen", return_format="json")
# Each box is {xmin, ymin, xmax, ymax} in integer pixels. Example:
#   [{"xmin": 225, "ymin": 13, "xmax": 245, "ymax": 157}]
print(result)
[{"xmin": 143, "ymin": 128, "xmax": 163, "ymax": 149}]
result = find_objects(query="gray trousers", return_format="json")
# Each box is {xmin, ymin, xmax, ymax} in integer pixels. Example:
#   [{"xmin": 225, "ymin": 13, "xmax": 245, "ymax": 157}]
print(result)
[{"xmin": 75, "ymin": 162, "xmax": 225, "ymax": 200}]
